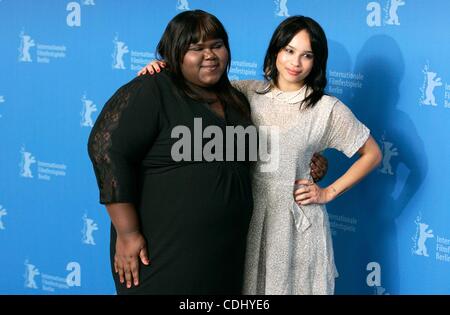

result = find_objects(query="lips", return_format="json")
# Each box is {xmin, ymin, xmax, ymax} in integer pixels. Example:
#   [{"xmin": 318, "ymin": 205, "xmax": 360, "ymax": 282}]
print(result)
[
  {"xmin": 201, "ymin": 64, "xmax": 218, "ymax": 69},
  {"xmin": 286, "ymin": 68, "xmax": 301, "ymax": 76}
]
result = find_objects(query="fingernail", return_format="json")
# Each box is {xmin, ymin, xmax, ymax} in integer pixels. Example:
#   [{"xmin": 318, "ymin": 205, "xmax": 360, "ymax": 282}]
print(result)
[
  {"xmin": 127, "ymin": 282, "xmax": 131, "ymax": 288},
  {"xmin": 156, "ymin": 69, "xmax": 160, "ymax": 73},
  {"xmin": 150, "ymin": 71, "xmax": 153, "ymax": 74}
]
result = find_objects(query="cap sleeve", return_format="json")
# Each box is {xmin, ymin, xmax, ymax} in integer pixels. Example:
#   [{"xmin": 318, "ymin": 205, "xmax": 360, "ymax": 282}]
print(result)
[
  {"xmin": 322, "ymin": 100, "xmax": 370, "ymax": 158},
  {"xmin": 87, "ymin": 77, "xmax": 161, "ymax": 204}
]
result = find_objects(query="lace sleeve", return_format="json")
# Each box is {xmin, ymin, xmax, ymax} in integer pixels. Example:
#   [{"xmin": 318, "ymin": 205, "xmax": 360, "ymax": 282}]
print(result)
[{"xmin": 87, "ymin": 77, "xmax": 161, "ymax": 204}]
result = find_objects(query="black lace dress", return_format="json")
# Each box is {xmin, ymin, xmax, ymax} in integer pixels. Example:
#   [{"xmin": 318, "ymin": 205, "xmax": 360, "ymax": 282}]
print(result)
[{"xmin": 88, "ymin": 71, "xmax": 253, "ymax": 294}]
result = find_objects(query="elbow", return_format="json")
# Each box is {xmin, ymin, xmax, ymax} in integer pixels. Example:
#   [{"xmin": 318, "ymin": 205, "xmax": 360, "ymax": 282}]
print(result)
[
  {"xmin": 87, "ymin": 131, "xmax": 99, "ymax": 163},
  {"xmin": 373, "ymin": 146, "xmax": 383, "ymax": 169},
  {"xmin": 367, "ymin": 135, "xmax": 382, "ymax": 169},
  {"xmin": 360, "ymin": 136, "xmax": 382, "ymax": 169}
]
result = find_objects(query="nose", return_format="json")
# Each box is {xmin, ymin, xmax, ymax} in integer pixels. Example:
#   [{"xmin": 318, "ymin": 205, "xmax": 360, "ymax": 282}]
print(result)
[
  {"xmin": 291, "ymin": 57, "xmax": 301, "ymax": 67},
  {"xmin": 204, "ymin": 48, "xmax": 216, "ymax": 60}
]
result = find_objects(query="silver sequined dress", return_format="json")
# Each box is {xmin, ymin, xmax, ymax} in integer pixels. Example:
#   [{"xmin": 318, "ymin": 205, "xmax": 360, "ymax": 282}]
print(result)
[{"xmin": 232, "ymin": 80, "xmax": 370, "ymax": 295}]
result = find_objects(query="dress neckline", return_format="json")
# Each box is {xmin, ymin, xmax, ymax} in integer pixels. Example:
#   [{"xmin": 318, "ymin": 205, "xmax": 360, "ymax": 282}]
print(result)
[
  {"xmin": 185, "ymin": 81, "xmax": 226, "ymax": 122},
  {"xmin": 185, "ymin": 81, "xmax": 219, "ymax": 104},
  {"xmin": 259, "ymin": 83, "xmax": 310, "ymax": 105}
]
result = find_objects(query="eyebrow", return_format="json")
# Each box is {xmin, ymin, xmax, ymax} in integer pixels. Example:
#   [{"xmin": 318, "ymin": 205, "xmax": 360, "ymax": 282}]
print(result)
[
  {"xmin": 190, "ymin": 39, "xmax": 224, "ymax": 47},
  {"xmin": 286, "ymin": 45, "xmax": 313, "ymax": 53}
]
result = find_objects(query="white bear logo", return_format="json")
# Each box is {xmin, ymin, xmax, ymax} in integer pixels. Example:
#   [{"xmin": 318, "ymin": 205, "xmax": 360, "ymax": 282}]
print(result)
[
  {"xmin": 82, "ymin": 214, "xmax": 98, "ymax": 245},
  {"xmin": 385, "ymin": 0, "xmax": 405, "ymax": 25},
  {"xmin": 81, "ymin": 95, "xmax": 97, "ymax": 127},
  {"xmin": 379, "ymin": 134, "xmax": 398, "ymax": 175},
  {"xmin": 112, "ymin": 37, "xmax": 129, "ymax": 70},
  {"xmin": 414, "ymin": 220, "xmax": 434, "ymax": 257},
  {"xmin": 422, "ymin": 71, "xmax": 442, "ymax": 106},
  {"xmin": 0, "ymin": 205, "xmax": 7, "ymax": 230},
  {"xmin": 274, "ymin": 0, "xmax": 289, "ymax": 17},
  {"xmin": 19, "ymin": 32, "xmax": 35, "ymax": 62},
  {"xmin": 374, "ymin": 286, "xmax": 390, "ymax": 295},
  {"xmin": 24, "ymin": 261, "xmax": 40, "ymax": 289},
  {"xmin": 20, "ymin": 148, "xmax": 36, "ymax": 178},
  {"xmin": 176, "ymin": 0, "xmax": 190, "ymax": 11}
]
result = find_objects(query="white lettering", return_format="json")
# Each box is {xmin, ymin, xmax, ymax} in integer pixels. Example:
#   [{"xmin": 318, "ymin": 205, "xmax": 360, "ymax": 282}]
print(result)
[
  {"xmin": 367, "ymin": 2, "xmax": 381, "ymax": 27},
  {"xmin": 203, "ymin": 125, "xmax": 223, "ymax": 162},
  {"xmin": 171, "ymin": 126, "xmax": 191, "ymax": 162},
  {"xmin": 179, "ymin": 299, "xmax": 213, "ymax": 312},
  {"xmin": 66, "ymin": 261, "xmax": 81, "ymax": 287},
  {"xmin": 66, "ymin": 2, "xmax": 81, "ymax": 27},
  {"xmin": 366, "ymin": 261, "xmax": 381, "ymax": 287}
]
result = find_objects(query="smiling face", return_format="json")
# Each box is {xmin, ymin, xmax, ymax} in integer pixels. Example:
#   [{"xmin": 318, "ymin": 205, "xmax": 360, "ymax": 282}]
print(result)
[
  {"xmin": 275, "ymin": 29, "xmax": 314, "ymax": 91},
  {"xmin": 181, "ymin": 38, "xmax": 229, "ymax": 87}
]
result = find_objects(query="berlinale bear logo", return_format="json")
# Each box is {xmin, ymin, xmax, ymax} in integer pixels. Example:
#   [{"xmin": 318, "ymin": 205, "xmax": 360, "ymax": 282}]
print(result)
[
  {"xmin": 0, "ymin": 205, "xmax": 7, "ymax": 230},
  {"xmin": 18, "ymin": 32, "xmax": 35, "ymax": 62},
  {"xmin": 366, "ymin": 0, "xmax": 405, "ymax": 27},
  {"xmin": 422, "ymin": 69, "xmax": 443, "ymax": 106},
  {"xmin": 412, "ymin": 215, "xmax": 434, "ymax": 257},
  {"xmin": 82, "ymin": 214, "xmax": 98, "ymax": 245},
  {"xmin": 19, "ymin": 147, "xmax": 36, "ymax": 178},
  {"xmin": 80, "ymin": 95, "xmax": 97, "ymax": 127},
  {"xmin": 24, "ymin": 261, "xmax": 40, "ymax": 289},
  {"xmin": 112, "ymin": 36, "xmax": 129, "ymax": 70},
  {"xmin": 176, "ymin": 0, "xmax": 190, "ymax": 11},
  {"xmin": 274, "ymin": 0, "xmax": 290, "ymax": 17}
]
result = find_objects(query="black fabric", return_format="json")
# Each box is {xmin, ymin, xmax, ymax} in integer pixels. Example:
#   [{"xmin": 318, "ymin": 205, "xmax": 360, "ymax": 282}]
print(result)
[{"xmin": 88, "ymin": 71, "xmax": 254, "ymax": 294}]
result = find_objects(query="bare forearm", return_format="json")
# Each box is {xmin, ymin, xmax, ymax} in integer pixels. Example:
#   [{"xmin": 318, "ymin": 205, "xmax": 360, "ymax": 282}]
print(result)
[
  {"xmin": 327, "ymin": 136, "xmax": 382, "ymax": 200},
  {"xmin": 105, "ymin": 203, "xmax": 141, "ymax": 235}
]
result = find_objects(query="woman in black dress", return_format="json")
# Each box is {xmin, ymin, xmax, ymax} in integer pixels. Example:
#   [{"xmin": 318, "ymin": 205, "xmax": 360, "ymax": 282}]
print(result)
[{"xmin": 88, "ymin": 10, "xmax": 254, "ymax": 294}]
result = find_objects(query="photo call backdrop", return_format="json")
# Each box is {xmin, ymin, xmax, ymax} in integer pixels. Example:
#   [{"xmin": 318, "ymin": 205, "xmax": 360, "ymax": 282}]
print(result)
[{"xmin": 1, "ymin": 0, "xmax": 449, "ymax": 294}]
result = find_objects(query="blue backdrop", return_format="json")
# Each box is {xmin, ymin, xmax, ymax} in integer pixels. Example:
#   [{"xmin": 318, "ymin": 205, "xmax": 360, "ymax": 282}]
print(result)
[{"xmin": 1, "ymin": 0, "xmax": 449, "ymax": 294}]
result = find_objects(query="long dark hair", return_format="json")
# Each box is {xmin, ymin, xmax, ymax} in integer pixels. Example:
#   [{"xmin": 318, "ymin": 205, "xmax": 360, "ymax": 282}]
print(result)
[
  {"xmin": 263, "ymin": 16, "xmax": 328, "ymax": 108},
  {"xmin": 156, "ymin": 10, "xmax": 250, "ymax": 118}
]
